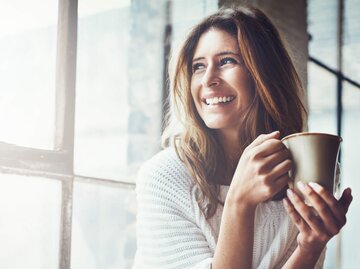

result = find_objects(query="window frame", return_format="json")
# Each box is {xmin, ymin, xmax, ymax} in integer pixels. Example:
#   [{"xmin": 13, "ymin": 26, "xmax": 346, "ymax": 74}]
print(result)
[{"xmin": 0, "ymin": 0, "xmax": 136, "ymax": 268}]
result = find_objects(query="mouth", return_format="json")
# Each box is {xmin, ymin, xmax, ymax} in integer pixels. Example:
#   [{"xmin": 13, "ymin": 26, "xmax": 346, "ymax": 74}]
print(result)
[{"xmin": 203, "ymin": 95, "xmax": 235, "ymax": 106}]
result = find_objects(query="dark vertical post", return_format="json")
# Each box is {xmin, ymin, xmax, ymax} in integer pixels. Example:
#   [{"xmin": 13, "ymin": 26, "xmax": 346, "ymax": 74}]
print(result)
[
  {"xmin": 337, "ymin": 74, "xmax": 343, "ymax": 139},
  {"xmin": 336, "ymin": 0, "xmax": 344, "ymax": 267},
  {"xmin": 336, "ymin": 0, "xmax": 344, "ymax": 140}
]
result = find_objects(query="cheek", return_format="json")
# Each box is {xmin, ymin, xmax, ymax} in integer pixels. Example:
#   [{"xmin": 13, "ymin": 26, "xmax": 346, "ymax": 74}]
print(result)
[
  {"xmin": 189, "ymin": 87, "xmax": 204, "ymax": 118},
  {"xmin": 190, "ymin": 83, "xmax": 200, "ymax": 105},
  {"xmin": 236, "ymin": 77, "xmax": 253, "ymax": 104},
  {"xmin": 244, "ymin": 80, "xmax": 255, "ymax": 104}
]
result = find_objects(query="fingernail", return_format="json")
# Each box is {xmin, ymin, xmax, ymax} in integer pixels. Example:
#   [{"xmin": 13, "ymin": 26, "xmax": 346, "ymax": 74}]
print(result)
[
  {"xmin": 283, "ymin": 198, "xmax": 290, "ymax": 208},
  {"xmin": 297, "ymin": 181, "xmax": 306, "ymax": 192},
  {"xmin": 308, "ymin": 182, "xmax": 322, "ymax": 192},
  {"xmin": 269, "ymin": 130, "xmax": 279, "ymax": 135},
  {"xmin": 287, "ymin": 188, "xmax": 295, "ymax": 198},
  {"xmin": 345, "ymin": 187, "xmax": 352, "ymax": 195}
]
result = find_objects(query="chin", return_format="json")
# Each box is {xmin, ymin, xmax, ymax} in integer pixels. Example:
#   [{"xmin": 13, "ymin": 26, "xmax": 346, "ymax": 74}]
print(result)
[
  {"xmin": 204, "ymin": 121, "xmax": 230, "ymax": 129},
  {"xmin": 202, "ymin": 116, "xmax": 235, "ymax": 129}
]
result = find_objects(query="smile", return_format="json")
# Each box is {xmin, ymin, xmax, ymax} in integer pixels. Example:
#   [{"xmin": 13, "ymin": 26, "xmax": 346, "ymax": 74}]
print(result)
[{"xmin": 204, "ymin": 96, "xmax": 235, "ymax": 105}]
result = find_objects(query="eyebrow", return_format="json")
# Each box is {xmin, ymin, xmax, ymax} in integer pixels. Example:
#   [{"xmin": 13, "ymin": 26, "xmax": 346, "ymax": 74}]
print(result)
[{"xmin": 192, "ymin": 51, "xmax": 241, "ymax": 63}]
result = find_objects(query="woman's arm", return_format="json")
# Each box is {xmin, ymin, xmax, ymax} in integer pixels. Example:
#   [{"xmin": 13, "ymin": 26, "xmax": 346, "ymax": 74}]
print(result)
[
  {"xmin": 282, "ymin": 182, "xmax": 352, "ymax": 269},
  {"xmin": 212, "ymin": 197, "xmax": 256, "ymax": 269},
  {"xmin": 212, "ymin": 131, "xmax": 292, "ymax": 269}
]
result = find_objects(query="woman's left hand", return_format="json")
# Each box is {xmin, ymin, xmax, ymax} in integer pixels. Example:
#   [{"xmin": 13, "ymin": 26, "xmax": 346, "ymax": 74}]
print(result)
[{"xmin": 283, "ymin": 182, "xmax": 353, "ymax": 254}]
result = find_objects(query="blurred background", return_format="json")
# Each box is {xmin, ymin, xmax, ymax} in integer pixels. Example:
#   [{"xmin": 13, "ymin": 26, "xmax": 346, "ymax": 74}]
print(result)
[{"xmin": 0, "ymin": 0, "xmax": 358, "ymax": 268}]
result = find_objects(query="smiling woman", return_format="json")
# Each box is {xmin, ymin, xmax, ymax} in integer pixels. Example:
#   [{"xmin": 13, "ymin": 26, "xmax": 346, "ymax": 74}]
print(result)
[{"xmin": 134, "ymin": 6, "xmax": 353, "ymax": 269}]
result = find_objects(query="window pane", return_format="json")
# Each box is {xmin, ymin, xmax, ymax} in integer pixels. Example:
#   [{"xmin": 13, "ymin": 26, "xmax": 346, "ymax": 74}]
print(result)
[
  {"xmin": 343, "ymin": 0, "xmax": 360, "ymax": 82},
  {"xmin": 0, "ymin": 0, "xmax": 57, "ymax": 149},
  {"xmin": 71, "ymin": 181, "xmax": 136, "ymax": 269},
  {"xmin": 74, "ymin": 0, "xmax": 164, "ymax": 182},
  {"xmin": 0, "ymin": 174, "xmax": 61, "ymax": 269},
  {"xmin": 74, "ymin": 1, "xmax": 132, "ymax": 181},
  {"xmin": 307, "ymin": 0, "xmax": 338, "ymax": 69},
  {"xmin": 340, "ymin": 82, "xmax": 360, "ymax": 268},
  {"xmin": 172, "ymin": 0, "xmax": 217, "ymax": 49},
  {"xmin": 307, "ymin": 62, "xmax": 337, "ymax": 134}
]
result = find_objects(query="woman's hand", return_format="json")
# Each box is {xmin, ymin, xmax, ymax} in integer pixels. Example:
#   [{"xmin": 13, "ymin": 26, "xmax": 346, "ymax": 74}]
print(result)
[
  {"xmin": 283, "ymin": 182, "xmax": 353, "ymax": 254},
  {"xmin": 227, "ymin": 131, "xmax": 292, "ymax": 208}
]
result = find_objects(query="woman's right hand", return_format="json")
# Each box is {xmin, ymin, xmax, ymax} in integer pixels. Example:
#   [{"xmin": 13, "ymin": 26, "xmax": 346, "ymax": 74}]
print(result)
[{"xmin": 227, "ymin": 131, "xmax": 292, "ymax": 208}]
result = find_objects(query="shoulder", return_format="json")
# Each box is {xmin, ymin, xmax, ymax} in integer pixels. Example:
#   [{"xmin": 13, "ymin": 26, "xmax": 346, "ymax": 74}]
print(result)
[
  {"xmin": 136, "ymin": 147, "xmax": 194, "ymax": 201},
  {"xmin": 138, "ymin": 147, "xmax": 183, "ymax": 176},
  {"xmin": 134, "ymin": 148, "xmax": 216, "ymax": 268}
]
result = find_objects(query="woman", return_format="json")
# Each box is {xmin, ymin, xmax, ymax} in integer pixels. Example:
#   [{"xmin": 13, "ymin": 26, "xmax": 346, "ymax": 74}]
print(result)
[{"xmin": 133, "ymin": 6, "xmax": 352, "ymax": 269}]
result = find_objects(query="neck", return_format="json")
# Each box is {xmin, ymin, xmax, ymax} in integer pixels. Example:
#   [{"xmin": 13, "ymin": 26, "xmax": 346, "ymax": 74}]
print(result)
[
  {"xmin": 216, "ymin": 128, "xmax": 241, "ymax": 161},
  {"xmin": 215, "ymin": 128, "xmax": 241, "ymax": 185}
]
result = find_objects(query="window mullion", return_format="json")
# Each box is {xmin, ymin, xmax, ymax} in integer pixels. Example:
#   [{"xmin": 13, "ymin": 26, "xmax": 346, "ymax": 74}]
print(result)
[
  {"xmin": 55, "ymin": 0, "xmax": 77, "ymax": 164},
  {"xmin": 55, "ymin": 0, "xmax": 78, "ymax": 269},
  {"xmin": 0, "ymin": 142, "xmax": 71, "ymax": 174}
]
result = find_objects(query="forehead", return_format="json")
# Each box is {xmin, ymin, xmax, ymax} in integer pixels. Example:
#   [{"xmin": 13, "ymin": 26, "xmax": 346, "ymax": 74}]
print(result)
[{"xmin": 193, "ymin": 28, "xmax": 240, "ymax": 58}]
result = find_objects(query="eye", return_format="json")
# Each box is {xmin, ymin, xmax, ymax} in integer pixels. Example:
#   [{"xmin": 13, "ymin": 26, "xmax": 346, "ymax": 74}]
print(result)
[
  {"xmin": 192, "ymin": 62, "xmax": 205, "ymax": 73},
  {"xmin": 219, "ymin": 57, "xmax": 237, "ymax": 66}
]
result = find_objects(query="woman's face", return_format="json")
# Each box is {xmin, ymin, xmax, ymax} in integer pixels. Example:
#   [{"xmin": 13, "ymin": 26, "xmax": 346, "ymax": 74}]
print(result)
[{"xmin": 190, "ymin": 28, "xmax": 253, "ymax": 134}]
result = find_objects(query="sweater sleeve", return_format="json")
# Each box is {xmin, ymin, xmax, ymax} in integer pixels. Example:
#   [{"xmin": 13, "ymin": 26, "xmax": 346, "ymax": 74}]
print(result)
[{"xmin": 133, "ymin": 151, "xmax": 214, "ymax": 269}]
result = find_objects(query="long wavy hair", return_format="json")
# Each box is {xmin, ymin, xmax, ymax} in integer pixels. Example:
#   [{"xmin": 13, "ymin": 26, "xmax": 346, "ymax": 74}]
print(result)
[{"xmin": 162, "ymin": 6, "xmax": 307, "ymax": 219}]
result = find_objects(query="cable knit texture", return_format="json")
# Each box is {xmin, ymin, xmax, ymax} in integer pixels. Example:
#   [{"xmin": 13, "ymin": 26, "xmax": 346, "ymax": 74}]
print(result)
[{"xmin": 133, "ymin": 147, "xmax": 326, "ymax": 269}]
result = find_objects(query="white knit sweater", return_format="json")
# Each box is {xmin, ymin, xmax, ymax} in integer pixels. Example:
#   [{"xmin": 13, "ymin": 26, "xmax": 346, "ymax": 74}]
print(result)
[{"xmin": 133, "ymin": 147, "xmax": 325, "ymax": 269}]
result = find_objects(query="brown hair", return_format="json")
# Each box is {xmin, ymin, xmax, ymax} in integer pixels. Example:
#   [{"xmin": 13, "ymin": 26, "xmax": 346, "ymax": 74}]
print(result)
[{"xmin": 163, "ymin": 6, "xmax": 306, "ymax": 218}]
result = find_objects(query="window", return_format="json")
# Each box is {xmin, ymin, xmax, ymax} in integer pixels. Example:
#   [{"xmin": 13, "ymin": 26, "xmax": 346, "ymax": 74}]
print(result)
[{"xmin": 0, "ymin": 0, "xmax": 217, "ymax": 268}]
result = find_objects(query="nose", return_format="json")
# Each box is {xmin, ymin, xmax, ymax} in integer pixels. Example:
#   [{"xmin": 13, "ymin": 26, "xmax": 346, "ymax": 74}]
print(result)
[{"xmin": 201, "ymin": 65, "xmax": 220, "ymax": 88}]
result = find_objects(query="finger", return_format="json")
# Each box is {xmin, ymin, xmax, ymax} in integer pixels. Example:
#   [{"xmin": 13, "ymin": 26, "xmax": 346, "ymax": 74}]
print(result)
[
  {"xmin": 264, "ymin": 148, "xmax": 291, "ymax": 171},
  {"xmin": 308, "ymin": 182, "xmax": 348, "ymax": 227},
  {"xmin": 265, "ymin": 147, "xmax": 291, "ymax": 164},
  {"xmin": 248, "ymin": 131, "xmax": 280, "ymax": 149},
  {"xmin": 286, "ymin": 188, "xmax": 325, "ymax": 233},
  {"xmin": 271, "ymin": 173, "xmax": 291, "ymax": 192},
  {"xmin": 339, "ymin": 188, "xmax": 353, "ymax": 213},
  {"xmin": 257, "ymin": 138, "xmax": 287, "ymax": 158},
  {"xmin": 266, "ymin": 159, "xmax": 292, "ymax": 183},
  {"xmin": 298, "ymin": 182, "xmax": 340, "ymax": 234},
  {"xmin": 283, "ymin": 197, "xmax": 311, "ymax": 233}
]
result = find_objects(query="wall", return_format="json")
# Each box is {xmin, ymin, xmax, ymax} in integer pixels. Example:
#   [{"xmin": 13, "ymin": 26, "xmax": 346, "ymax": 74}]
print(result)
[{"xmin": 219, "ymin": 0, "xmax": 308, "ymax": 89}]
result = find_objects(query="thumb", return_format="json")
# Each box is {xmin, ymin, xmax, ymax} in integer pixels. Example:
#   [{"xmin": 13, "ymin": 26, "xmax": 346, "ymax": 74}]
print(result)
[{"xmin": 339, "ymin": 188, "xmax": 353, "ymax": 213}]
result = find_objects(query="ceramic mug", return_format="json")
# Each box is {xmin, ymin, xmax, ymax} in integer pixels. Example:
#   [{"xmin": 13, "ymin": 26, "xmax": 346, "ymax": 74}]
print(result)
[{"xmin": 281, "ymin": 132, "xmax": 342, "ymax": 200}]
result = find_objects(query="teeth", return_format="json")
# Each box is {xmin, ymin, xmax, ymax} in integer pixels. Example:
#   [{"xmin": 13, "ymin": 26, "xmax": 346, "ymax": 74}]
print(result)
[{"xmin": 205, "ymin": 96, "xmax": 234, "ymax": 105}]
